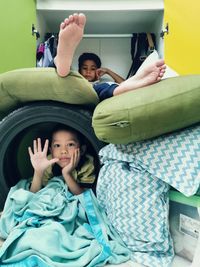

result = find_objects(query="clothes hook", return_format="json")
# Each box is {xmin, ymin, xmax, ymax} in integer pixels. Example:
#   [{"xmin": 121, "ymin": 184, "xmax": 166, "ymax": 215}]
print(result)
[
  {"xmin": 160, "ymin": 23, "xmax": 169, "ymax": 38},
  {"xmin": 32, "ymin": 24, "xmax": 40, "ymax": 40}
]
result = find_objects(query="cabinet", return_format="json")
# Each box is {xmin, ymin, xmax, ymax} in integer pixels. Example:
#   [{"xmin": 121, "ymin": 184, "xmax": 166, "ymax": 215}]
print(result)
[
  {"xmin": 0, "ymin": 1, "xmax": 199, "ymax": 75},
  {"xmin": 36, "ymin": 0, "xmax": 164, "ymax": 79},
  {"xmin": 36, "ymin": 0, "xmax": 200, "ymax": 75},
  {"xmin": 164, "ymin": 0, "xmax": 200, "ymax": 74},
  {"xmin": 0, "ymin": 0, "xmax": 36, "ymax": 74}
]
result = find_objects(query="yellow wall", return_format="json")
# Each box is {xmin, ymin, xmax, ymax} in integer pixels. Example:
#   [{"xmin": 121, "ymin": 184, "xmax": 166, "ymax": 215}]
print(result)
[{"xmin": 164, "ymin": 0, "xmax": 200, "ymax": 74}]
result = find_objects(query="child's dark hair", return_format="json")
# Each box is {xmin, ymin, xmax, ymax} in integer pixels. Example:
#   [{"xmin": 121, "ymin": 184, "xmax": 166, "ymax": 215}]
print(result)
[
  {"xmin": 49, "ymin": 124, "xmax": 85, "ymax": 147},
  {"xmin": 78, "ymin": 53, "xmax": 101, "ymax": 71},
  {"xmin": 49, "ymin": 124, "xmax": 87, "ymax": 176}
]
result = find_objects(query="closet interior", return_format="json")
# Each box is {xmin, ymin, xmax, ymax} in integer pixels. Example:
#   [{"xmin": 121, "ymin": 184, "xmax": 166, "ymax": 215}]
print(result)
[{"xmin": 36, "ymin": 0, "xmax": 164, "ymax": 79}]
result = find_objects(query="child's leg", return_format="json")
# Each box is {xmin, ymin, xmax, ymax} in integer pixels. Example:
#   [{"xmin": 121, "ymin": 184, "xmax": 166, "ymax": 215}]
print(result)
[
  {"xmin": 54, "ymin": 13, "xmax": 86, "ymax": 77},
  {"xmin": 113, "ymin": 59, "xmax": 166, "ymax": 96}
]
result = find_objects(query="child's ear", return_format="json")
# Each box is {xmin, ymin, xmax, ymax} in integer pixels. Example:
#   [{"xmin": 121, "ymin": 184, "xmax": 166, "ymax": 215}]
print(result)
[{"xmin": 80, "ymin": 145, "xmax": 86, "ymax": 155}]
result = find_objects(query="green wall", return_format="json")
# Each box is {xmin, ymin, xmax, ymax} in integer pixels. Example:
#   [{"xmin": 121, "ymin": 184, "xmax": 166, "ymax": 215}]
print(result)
[{"xmin": 0, "ymin": 0, "xmax": 36, "ymax": 73}]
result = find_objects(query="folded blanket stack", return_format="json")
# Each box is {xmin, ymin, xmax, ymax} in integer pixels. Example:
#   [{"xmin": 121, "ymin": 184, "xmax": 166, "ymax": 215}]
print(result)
[{"xmin": 97, "ymin": 124, "xmax": 200, "ymax": 267}]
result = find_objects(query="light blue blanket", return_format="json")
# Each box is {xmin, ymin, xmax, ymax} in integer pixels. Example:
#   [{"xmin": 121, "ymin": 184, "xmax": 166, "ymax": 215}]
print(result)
[{"xmin": 0, "ymin": 177, "xmax": 130, "ymax": 267}]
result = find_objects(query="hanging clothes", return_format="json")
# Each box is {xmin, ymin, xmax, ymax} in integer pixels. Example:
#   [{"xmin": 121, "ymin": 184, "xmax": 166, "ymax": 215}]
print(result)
[
  {"xmin": 36, "ymin": 43, "xmax": 45, "ymax": 61},
  {"xmin": 126, "ymin": 33, "xmax": 156, "ymax": 78},
  {"xmin": 36, "ymin": 34, "xmax": 57, "ymax": 67}
]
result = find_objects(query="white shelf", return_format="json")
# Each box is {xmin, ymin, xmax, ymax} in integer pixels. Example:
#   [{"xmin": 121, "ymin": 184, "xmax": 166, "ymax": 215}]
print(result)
[
  {"xmin": 37, "ymin": 10, "xmax": 163, "ymax": 34},
  {"xmin": 37, "ymin": 0, "xmax": 164, "ymax": 11}
]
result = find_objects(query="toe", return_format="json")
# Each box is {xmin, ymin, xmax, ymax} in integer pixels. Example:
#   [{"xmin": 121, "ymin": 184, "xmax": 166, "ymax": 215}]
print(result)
[
  {"xmin": 60, "ymin": 22, "xmax": 66, "ymax": 30},
  {"xmin": 64, "ymin": 18, "xmax": 70, "ymax": 26},
  {"xmin": 73, "ymin": 13, "xmax": 79, "ymax": 24},
  {"xmin": 78, "ymin": 13, "xmax": 86, "ymax": 27},
  {"xmin": 68, "ymin": 15, "xmax": 74, "ymax": 23},
  {"xmin": 156, "ymin": 59, "xmax": 165, "ymax": 67}
]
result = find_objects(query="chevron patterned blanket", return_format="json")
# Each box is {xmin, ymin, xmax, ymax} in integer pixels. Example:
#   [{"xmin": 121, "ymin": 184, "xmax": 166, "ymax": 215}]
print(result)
[{"xmin": 97, "ymin": 123, "xmax": 200, "ymax": 267}]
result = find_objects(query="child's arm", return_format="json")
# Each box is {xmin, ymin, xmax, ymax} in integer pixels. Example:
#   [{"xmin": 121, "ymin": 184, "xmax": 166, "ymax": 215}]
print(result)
[
  {"xmin": 96, "ymin": 68, "xmax": 125, "ymax": 84},
  {"xmin": 62, "ymin": 173, "xmax": 84, "ymax": 195},
  {"xmin": 62, "ymin": 148, "xmax": 84, "ymax": 195},
  {"xmin": 28, "ymin": 138, "xmax": 58, "ymax": 193}
]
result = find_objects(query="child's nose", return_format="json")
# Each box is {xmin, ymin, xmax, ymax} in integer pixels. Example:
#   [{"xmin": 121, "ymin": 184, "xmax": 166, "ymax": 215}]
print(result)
[{"xmin": 61, "ymin": 148, "xmax": 68, "ymax": 154}]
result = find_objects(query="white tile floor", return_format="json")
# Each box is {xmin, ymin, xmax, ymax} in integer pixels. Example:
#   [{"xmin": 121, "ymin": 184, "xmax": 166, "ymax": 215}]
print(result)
[{"xmin": 106, "ymin": 256, "xmax": 191, "ymax": 267}]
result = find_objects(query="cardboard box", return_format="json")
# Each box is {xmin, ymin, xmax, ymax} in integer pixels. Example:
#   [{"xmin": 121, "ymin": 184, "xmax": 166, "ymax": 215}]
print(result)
[{"xmin": 169, "ymin": 190, "xmax": 200, "ymax": 264}]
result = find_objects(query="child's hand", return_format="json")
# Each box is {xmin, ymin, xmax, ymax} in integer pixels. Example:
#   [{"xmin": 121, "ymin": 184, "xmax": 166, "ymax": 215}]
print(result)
[
  {"xmin": 62, "ymin": 148, "xmax": 80, "ymax": 177},
  {"xmin": 28, "ymin": 138, "xmax": 59, "ymax": 175},
  {"xmin": 96, "ymin": 68, "xmax": 108, "ymax": 79}
]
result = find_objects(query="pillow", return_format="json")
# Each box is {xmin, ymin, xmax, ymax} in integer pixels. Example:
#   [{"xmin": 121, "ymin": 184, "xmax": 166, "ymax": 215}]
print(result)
[
  {"xmin": 97, "ymin": 146, "xmax": 174, "ymax": 267},
  {"xmin": 92, "ymin": 74, "xmax": 200, "ymax": 144},
  {"xmin": 138, "ymin": 50, "xmax": 179, "ymax": 79},
  {"xmin": 0, "ymin": 68, "xmax": 99, "ymax": 117},
  {"xmin": 110, "ymin": 123, "xmax": 200, "ymax": 197},
  {"xmin": 162, "ymin": 65, "xmax": 179, "ymax": 79},
  {"xmin": 96, "ymin": 124, "xmax": 200, "ymax": 267}
]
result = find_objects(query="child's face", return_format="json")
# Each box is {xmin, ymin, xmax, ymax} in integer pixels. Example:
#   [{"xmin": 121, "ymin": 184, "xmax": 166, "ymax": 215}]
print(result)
[
  {"xmin": 80, "ymin": 60, "xmax": 98, "ymax": 82},
  {"xmin": 50, "ymin": 130, "xmax": 80, "ymax": 169}
]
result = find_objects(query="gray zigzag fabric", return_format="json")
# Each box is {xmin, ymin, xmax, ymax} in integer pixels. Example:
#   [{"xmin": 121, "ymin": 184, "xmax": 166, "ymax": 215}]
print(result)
[{"xmin": 97, "ymin": 123, "xmax": 200, "ymax": 267}]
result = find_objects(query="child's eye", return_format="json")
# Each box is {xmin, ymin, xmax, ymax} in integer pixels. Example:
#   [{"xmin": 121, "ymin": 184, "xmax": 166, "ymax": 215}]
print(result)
[
  {"xmin": 53, "ymin": 144, "xmax": 60, "ymax": 148},
  {"xmin": 67, "ymin": 143, "xmax": 76, "ymax": 148}
]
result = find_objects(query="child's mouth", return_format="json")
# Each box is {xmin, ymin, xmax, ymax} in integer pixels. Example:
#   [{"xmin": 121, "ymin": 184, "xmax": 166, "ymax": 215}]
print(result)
[{"xmin": 60, "ymin": 157, "xmax": 70, "ymax": 162}]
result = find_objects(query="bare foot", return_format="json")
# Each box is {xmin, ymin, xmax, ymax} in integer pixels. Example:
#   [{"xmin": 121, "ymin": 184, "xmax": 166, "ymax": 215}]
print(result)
[
  {"xmin": 54, "ymin": 13, "xmax": 86, "ymax": 77},
  {"xmin": 113, "ymin": 59, "xmax": 166, "ymax": 96}
]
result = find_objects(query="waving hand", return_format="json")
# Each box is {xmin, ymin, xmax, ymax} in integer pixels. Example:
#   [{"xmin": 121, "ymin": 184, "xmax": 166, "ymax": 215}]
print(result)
[{"xmin": 28, "ymin": 138, "xmax": 58, "ymax": 174}]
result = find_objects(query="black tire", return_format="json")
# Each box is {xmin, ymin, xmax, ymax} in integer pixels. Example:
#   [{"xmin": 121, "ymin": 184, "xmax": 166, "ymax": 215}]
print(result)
[{"xmin": 0, "ymin": 101, "xmax": 104, "ymax": 210}]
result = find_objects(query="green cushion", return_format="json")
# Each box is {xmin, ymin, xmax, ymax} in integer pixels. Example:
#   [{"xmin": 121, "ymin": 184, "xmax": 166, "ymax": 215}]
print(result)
[
  {"xmin": 92, "ymin": 75, "xmax": 200, "ymax": 144},
  {"xmin": 0, "ymin": 68, "xmax": 99, "ymax": 118}
]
